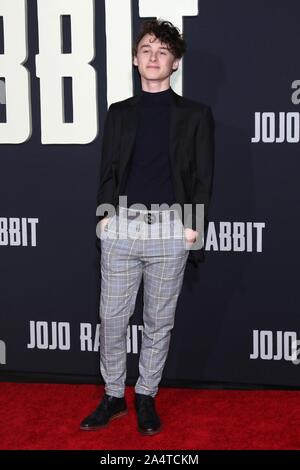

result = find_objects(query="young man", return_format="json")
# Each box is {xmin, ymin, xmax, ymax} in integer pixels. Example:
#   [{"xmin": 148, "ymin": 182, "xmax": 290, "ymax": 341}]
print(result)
[{"xmin": 80, "ymin": 19, "xmax": 215, "ymax": 435}]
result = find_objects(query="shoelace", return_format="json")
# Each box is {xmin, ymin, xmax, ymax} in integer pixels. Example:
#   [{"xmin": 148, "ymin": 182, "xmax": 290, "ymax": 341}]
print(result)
[{"xmin": 94, "ymin": 395, "xmax": 113, "ymax": 414}]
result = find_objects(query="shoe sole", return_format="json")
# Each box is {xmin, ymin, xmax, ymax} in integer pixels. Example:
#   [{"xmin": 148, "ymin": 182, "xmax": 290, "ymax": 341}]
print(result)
[{"xmin": 79, "ymin": 409, "xmax": 128, "ymax": 431}]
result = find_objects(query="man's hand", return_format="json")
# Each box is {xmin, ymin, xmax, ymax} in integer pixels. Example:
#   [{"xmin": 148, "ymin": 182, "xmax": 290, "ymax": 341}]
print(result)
[
  {"xmin": 100, "ymin": 216, "xmax": 111, "ymax": 232},
  {"xmin": 184, "ymin": 228, "xmax": 199, "ymax": 245}
]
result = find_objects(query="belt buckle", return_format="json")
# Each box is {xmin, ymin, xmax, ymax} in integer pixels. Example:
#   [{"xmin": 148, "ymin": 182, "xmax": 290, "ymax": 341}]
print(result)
[{"xmin": 144, "ymin": 212, "xmax": 156, "ymax": 224}]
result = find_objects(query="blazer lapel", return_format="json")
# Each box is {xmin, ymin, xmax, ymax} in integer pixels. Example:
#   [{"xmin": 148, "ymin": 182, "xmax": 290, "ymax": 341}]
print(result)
[
  {"xmin": 169, "ymin": 88, "xmax": 186, "ymax": 172},
  {"xmin": 118, "ymin": 94, "xmax": 141, "ymax": 183}
]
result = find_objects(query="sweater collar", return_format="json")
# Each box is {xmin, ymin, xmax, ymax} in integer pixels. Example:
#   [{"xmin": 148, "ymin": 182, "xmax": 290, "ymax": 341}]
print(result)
[{"xmin": 140, "ymin": 86, "xmax": 172, "ymax": 105}]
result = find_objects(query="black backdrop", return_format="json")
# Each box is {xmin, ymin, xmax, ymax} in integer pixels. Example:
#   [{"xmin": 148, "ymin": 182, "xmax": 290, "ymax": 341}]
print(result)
[{"xmin": 1, "ymin": 0, "xmax": 300, "ymax": 387}]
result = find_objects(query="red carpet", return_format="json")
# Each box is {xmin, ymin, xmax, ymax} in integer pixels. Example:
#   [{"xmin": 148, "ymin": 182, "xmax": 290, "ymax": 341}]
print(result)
[{"xmin": 0, "ymin": 383, "xmax": 299, "ymax": 450}]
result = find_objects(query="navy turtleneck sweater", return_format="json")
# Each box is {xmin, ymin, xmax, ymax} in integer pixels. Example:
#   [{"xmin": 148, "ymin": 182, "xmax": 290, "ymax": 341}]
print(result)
[{"xmin": 121, "ymin": 86, "xmax": 177, "ymax": 210}]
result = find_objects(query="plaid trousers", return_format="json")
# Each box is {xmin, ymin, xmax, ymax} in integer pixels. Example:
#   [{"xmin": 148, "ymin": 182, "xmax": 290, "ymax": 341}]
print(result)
[{"xmin": 99, "ymin": 207, "xmax": 189, "ymax": 398}]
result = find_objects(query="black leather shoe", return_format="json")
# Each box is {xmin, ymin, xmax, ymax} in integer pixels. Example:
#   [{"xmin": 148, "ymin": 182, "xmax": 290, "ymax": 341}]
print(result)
[
  {"xmin": 135, "ymin": 393, "xmax": 161, "ymax": 435},
  {"xmin": 80, "ymin": 394, "xmax": 127, "ymax": 431}
]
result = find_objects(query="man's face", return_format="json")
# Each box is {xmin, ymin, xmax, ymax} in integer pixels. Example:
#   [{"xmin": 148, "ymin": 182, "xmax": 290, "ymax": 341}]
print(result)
[{"xmin": 133, "ymin": 33, "xmax": 180, "ymax": 82}]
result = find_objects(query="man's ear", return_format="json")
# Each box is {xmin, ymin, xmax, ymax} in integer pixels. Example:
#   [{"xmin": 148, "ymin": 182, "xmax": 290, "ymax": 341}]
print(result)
[
  {"xmin": 172, "ymin": 58, "xmax": 180, "ymax": 71},
  {"xmin": 133, "ymin": 55, "xmax": 138, "ymax": 67}
]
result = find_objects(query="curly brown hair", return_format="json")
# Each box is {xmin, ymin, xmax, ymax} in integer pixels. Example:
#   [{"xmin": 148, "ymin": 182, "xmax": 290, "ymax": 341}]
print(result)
[{"xmin": 132, "ymin": 19, "xmax": 187, "ymax": 60}]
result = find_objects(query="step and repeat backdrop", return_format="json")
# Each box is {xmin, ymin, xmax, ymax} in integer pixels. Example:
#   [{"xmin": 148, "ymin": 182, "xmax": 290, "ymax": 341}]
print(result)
[{"xmin": 1, "ymin": 0, "xmax": 300, "ymax": 387}]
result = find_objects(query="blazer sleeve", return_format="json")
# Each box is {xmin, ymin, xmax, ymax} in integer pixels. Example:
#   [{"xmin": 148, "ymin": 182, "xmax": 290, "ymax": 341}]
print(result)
[
  {"xmin": 190, "ymin": 105, "xmax": 215, "ymax": 234},
  {"xmin": 96, "ymin": 103, "xmax": 116, "ymax": 221}
]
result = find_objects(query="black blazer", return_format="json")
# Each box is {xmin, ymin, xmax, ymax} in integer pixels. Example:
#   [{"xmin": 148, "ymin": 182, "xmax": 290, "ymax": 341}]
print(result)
[{"xmin": 96, "ymin": 87, "xmax": 215, "ymax": 268}]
